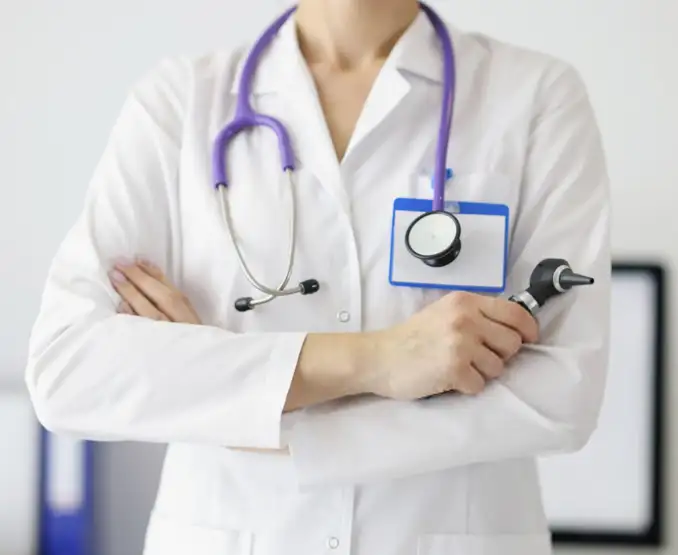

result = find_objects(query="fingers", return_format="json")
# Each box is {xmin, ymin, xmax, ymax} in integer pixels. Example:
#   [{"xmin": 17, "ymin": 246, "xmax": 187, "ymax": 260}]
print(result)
[
  {"xmin": 472, "ymin": 343, "xmax": 505, "ymax": 379},
  {"xmin": 479, "ymin": 297, "xmax": 539, "ymax": 343},
  {"xmin": 115, "ymin": 263, "xmax": 174, "ymax": 309},
  {"xmin": 136, "ymin": 258, "xmax": 172, "ymax": 286},
  {"xmin": 476, "ymin": 317, "xmax": 523, "ymax": 360},
  {"xmin": 116, "ymin": 262, "xmax": 184, "ymax": 321},
  {"xmin": 455, "ymin": 347, "xmax": 505, "ymax": 396},
  {"xmin": 117, "ymin": 300, "xmax": 135, "ymax": 315},
  {"xmin": 455, "ymin": 365, "xmax": 486, "ymax": 395},
  {"xmin": 110, "ymin": 259, "xmax": 201, "ymax": 325},
  {"xmin": 109, "ymin": 269, "xmax": 169, "ymax": 321}
]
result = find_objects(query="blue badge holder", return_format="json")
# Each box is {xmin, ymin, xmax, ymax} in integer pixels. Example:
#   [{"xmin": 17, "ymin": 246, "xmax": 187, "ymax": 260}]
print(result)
[{"xmin": 389, "ymin": 197, "xmax": 510, "ymax": 293}]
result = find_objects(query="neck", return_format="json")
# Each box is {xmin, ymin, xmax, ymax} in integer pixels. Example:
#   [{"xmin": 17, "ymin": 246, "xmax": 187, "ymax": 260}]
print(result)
[{"xmin": 295, "ymin": 0, "xmax": 420, "ymax": 70}]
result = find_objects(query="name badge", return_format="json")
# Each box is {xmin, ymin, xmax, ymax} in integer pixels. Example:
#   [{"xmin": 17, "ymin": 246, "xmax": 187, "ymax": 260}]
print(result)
[{"xmin": 389, "ymin": 197, "xmax": 509, "ymax": 293}]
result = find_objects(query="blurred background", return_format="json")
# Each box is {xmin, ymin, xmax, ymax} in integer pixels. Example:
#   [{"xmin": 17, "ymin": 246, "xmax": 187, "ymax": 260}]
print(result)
[{"xmin": 1, "ymin": 0, "xmax": 675, "ymax": 554}]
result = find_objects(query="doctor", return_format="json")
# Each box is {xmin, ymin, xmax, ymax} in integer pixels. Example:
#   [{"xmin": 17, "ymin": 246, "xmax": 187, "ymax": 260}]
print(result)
[{"xmin": 26, "ymin": 0, "xmax": 610, "ymax": 553}]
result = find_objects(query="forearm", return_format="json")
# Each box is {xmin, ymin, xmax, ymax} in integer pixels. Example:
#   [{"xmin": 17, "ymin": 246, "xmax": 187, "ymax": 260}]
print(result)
[
  {"xmin": 28, "ymin": 273, "xmax": 380, "ymax": 447},
  {"xmin": 27, "ymin": 292, "xmax": 306, "ymax": 449},
  {"xmin": 284, "ymin": 332, "xmax": 377, "ymax": 412}
]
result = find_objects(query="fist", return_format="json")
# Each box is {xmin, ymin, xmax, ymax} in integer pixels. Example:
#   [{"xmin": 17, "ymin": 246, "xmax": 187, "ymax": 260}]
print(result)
[{"xmin": 366, "ymin": 292, "xmax": 539, "ymax": 399}]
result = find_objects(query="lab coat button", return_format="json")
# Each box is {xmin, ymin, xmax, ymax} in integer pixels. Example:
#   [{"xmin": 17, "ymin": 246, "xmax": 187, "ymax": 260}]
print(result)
[
  {"xmin": 327, "ymin": 537, "xmax": 340, "ymax": 549},
  {"xmin": 337, "ymin": 310, "xmax": 351, "ymax": 323}
]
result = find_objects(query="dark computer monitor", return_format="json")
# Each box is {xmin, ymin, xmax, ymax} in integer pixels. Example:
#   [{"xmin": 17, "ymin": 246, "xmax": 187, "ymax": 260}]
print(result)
[{"xmin": 539, "ymin": 263, "xmax": 666, "ymax": 546}]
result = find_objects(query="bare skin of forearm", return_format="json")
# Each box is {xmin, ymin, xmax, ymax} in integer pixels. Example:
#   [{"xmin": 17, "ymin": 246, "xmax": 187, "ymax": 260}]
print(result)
[
  {"xmin": 232, "ymin": 333, "xmax": 377, "ymax": 454},
  {"xmin": 283, "ymin": 332, "xmax": 378, "ymax": 412}
]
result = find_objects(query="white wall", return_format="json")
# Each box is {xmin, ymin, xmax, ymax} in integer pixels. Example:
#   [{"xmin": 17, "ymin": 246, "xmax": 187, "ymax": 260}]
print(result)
[{"xmin": 1, "ymin": 0, "xmax": 676, "ymax": 554}]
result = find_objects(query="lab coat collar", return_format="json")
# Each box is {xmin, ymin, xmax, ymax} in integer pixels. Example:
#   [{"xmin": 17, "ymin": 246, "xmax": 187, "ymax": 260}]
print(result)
[
  {"xmin": 229, "ymin": 9, "xmax": 457, "ymax": 96},
  {"xmin": 390, "ymin": 10, "xmax": 451, "ymax": 85}
]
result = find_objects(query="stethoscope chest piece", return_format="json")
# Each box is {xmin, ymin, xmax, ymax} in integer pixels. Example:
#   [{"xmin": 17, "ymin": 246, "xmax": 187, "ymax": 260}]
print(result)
[{"xmin": 405, "ymin": 210, "xmax": 462, "ymax": 267}]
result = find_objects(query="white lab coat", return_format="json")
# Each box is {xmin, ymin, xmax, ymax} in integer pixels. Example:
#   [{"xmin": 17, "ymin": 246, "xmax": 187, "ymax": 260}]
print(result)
[{"xmin": 26, "ymin": 11, "xmax": 610, "ymax": 555}]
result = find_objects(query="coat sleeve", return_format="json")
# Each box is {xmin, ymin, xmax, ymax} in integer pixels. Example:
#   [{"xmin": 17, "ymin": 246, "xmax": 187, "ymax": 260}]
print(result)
[
  {"xmin": 283, "ymin": 63, "xmax": 611, "ymax": 489},
  {"xmin": 25, "ymin": 58, "xmax": 306, "ymax": 449}
]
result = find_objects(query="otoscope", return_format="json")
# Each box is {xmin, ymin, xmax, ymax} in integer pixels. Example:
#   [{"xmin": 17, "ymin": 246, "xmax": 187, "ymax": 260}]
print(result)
[
  {"xmin": 422, "ymin": 258, "xmax": 593, "ymax": 400},
  {"xmin": 508, "ymin": 258, "xmax": 594, "ymax": 316}
]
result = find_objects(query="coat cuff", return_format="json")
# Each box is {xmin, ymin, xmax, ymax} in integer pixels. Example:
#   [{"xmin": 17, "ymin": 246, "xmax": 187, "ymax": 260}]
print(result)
[
  {"xmin": 247, "ymin": 332, "xmax": 308, "ymax": 449},
  {"xmin": 285, "ymin": 399, "xmax": 367, "ymax": 489}
]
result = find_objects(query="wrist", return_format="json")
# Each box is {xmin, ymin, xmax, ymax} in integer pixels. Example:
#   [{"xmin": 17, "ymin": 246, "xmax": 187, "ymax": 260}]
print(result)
[
  {"xmin": 299, "ymin": 332, "xmax": 385, "ymax": 396},
  {"xmin": 347, "ymin": 330, "xmax": 390, "ymax": 396},
  {"xmin": 287, "ymin": 331, "xmax": 390, "ymax": 411}
]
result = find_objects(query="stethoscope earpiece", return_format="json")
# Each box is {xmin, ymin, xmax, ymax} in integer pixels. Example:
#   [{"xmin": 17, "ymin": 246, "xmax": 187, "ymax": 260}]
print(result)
[
  {"xmin": 235, "ymin": 297, "xmax": 255, "ymax": 313},
  {"xmin": 299, "ymin": 279, "xmax": 321, "ymax": 295},
  {"xmin": 405, "ymin": 210, "xmax": 462, "ymax": 268}
]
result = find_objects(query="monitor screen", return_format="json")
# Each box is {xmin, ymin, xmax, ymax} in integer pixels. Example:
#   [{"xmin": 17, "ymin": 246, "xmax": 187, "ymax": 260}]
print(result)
[{"xmin": 539, "ymin": 264, "xmax": 665, "ymax": 545}]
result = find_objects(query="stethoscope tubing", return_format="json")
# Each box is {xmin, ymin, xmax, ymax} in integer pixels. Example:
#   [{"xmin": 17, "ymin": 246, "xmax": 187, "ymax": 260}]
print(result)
[
  {"xmin": 212, "ymin": 7, "xmax": 297, "ymax": 187},
  {"xmin": 217, "ymin": 170, "xmax": 300, "ymax": 306},
  {"xmin": 418, "ymin": 3, "xmax": 456, "ymax": 212}
]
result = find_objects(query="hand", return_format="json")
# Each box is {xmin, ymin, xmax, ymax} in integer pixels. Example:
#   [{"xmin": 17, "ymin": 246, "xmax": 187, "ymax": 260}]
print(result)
[
  {"xmin": 364, "ymin": 292, "xmax": 539, "ymax": 399},
  {"xmin": 109, "ymin": 259, "xmax": 202, "ymax": 324}
]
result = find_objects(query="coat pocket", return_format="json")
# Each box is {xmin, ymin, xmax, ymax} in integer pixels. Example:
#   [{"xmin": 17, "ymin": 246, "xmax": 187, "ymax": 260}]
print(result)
[
  {"xmin": 417, "ymin": 533, "xmax": 552, "ymax": 555},
  {"xmin": 143, "ymin": 512, "xmax": 252, "ymax": 555}
]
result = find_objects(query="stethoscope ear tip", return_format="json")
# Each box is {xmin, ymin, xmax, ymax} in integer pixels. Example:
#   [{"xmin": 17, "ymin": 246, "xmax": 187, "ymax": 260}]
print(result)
[
  {"xmin": 235, "ymin": 297, "xmax": 254, "ymax": 312},
  {"xmin": 299, "ymin": 279, "xmax": 320, "ymax": 295}
]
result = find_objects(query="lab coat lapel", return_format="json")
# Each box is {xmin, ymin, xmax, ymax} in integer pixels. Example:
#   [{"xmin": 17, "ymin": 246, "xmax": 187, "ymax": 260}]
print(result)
[
  {"xmin": 277, "ymin": 48, "xmax": 348, "ymax": 208},
  {"xmin": 343, "ymin": 12, "xmax": 445, "ymax": 164},
  {"xmin": 340, "ymin": 63, "xmax": 410, "ymax": 166},
  {"xmin": 352, "ymin": 16, "xmax": 481, "ymax": 179}
]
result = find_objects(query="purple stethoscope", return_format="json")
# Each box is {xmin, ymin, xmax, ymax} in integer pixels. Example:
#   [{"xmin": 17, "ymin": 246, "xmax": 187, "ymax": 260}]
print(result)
[{"xmin": 213, "ymin": 2, "xmax": 459, "ymax": 312}]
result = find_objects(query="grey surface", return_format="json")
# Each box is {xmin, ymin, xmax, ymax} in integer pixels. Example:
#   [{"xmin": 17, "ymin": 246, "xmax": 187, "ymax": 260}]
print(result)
[{"xmin": 93, "ymin": 442, "xmax": 166, "ymax": 555}]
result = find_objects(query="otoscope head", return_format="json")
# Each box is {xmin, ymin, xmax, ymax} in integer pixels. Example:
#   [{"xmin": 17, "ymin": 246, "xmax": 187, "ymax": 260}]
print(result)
[
  {"xmin": 528, "ymin": 258, "xmax": 568, "ymax": 286},
  {"xmin": 528, "ymin": 258, "xmax": 594, "ymax": 291},
  {"xmin": 510, "ymin": 258, "xmax": 595, "ymax": 316},
  {"xmin": 558, "ymin": 270, "xmax": 594, "ymax": 289}
]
